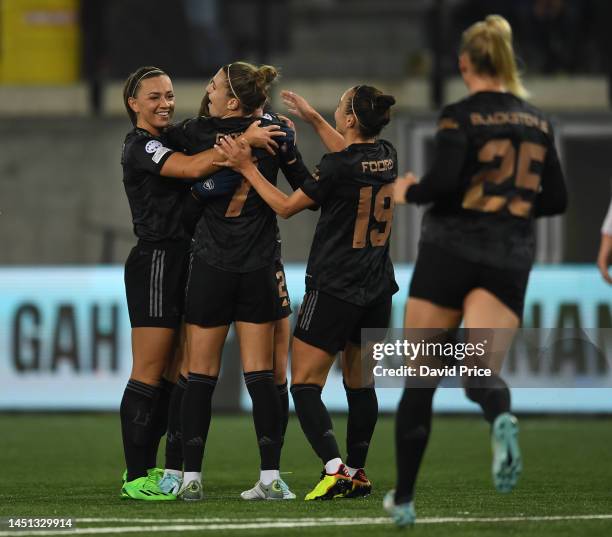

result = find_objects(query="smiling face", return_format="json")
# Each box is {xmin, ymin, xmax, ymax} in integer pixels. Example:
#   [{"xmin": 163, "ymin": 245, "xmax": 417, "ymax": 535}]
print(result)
[
  {"xmin": 206, "ymin": 68, "xmax": 240, "ymax": 118},
  {"xmin": 128, "ymin": 75, "xmax": 174, "ymax": 135}
]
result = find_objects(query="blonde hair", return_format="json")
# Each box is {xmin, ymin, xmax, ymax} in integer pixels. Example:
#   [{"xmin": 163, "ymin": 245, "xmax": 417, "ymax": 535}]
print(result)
[{"xmin": 460, "ymin": 14, "xmax": 528, "ymax": 99}]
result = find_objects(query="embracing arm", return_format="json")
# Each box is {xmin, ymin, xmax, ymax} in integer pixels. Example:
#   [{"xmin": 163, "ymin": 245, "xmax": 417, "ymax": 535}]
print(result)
[
  {"xmin": 280, "ymin": 149, "xmax": 312, "ymax": 191},
  {"xmin": 214, "ymin": 136, "xmax": 316, "ymax": 219},
  {"xmin": 234, "ymin": 160, "xmax": 315, "ymax": 219},
  {"xmin": 159, "ymin": 119, "xmax": 284, "ymax": 180},
  {"xmin": 160, "ymin": 147, "xmax": 222, "ymax": 179}
]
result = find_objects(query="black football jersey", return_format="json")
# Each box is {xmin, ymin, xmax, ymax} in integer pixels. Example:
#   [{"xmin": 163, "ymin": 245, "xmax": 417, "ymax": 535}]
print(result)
[
  {"xmin": 165, "ymin": 115, "xmax": 309, "ymax": 272},
  {"xmin": 301, "ymin": 140, "xmax": 399, "ymax": 306},
  {"xmin": 407, "ymin": 91, "xmax": 567, "ymax": 270},
  {"xmin": 121, "ymin": 128, "xmax": 189, "ymax": 242}
]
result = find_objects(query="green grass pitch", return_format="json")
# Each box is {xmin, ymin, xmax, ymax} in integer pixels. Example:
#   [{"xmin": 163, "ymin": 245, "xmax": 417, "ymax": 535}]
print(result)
[{"xmin": 1, "ymin": 413, "xmax": 611, "ymax": 536}]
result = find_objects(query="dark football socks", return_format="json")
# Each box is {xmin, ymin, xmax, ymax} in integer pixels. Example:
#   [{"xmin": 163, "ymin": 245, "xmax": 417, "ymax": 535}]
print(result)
[
  {"xmin": 244, "ymin": 370, "xmax": 282, "ymax": 470},
  {"xmin": 464, "ymin": 374, "xmax": 511, "ymax": 424},
  {"xmin": 344, "ymin": 382, "xmax": 378, "ymax": 469},
  {"xmin": 394, "ymin": 386, "xmax": 436, "ymax": 504},
  {"xmin": 182, "ymin": 372, "xmax": 218, "ymax": 472},
  {"xmin": 277, "ymin": 381, "xmax": 289, "ymax": 449},
  {"xmin": 120, "ymin": 379, "xmax": 157, "ymax": 482},
  {"xmin": 145, "ymin": 377, "xmax": 173, "ymax": 469},
  {"xmin": 291, "ymin": 383, "xmax": 342, "ymax": 466},
  {"xmin": 164, "ymin": 374, "xmax": 187, "ymax": 471}
]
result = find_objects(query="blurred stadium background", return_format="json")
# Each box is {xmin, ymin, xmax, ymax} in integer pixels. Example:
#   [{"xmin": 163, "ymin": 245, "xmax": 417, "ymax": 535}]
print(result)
[
  {"xmin": 0, "ymin": 0, "xmax": 612, "ymax": 406},
  {"xmin": 1, "ymin": 2, "xmax": 612, "ymax": 535},
  {"xmin": 1, "ymin": 0, "xmax": 611, "ymax": 413}
]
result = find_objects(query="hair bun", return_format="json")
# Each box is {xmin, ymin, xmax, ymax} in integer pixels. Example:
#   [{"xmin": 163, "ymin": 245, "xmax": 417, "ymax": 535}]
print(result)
[
  {"xmin": 256, "ymin": 65, "xmax": 279, "ymax": 87},
  {"xmin": 374, "ymin": 94, "xmax": 396, "ymax": 110}
]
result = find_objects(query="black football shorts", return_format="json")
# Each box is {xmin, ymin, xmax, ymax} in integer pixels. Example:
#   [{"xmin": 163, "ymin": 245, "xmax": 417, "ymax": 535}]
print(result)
[
  {"xmin": 293, "ymin": 290, "xmax": 392, "ymax": 355},
  {"xmin": 185, "ymin": 255, "xmax": 292, "ymax": 327},
  {"xmin": 124, "ymin": 239, "xmax": 191, "ymax": 328},
  {"xmin": 409, "ymin": 242, "xmax": 530, "ymax": 319}
]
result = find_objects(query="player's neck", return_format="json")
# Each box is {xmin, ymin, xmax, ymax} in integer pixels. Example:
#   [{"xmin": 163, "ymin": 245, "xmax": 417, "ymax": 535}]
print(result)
[
  {"xmin": 344, "ymin": 131, "xmax": 375, "ymax": 146},
  {"xmin": 136, "ymin": 121, "xmax": 161, "ymax": 137},
  {"xmin": 466, "ymin": 76, "xmax": 506, "ymax": 95},
  {"xmin": 221, "ymin": 110, "xmax": 252, "ymax": 119}
]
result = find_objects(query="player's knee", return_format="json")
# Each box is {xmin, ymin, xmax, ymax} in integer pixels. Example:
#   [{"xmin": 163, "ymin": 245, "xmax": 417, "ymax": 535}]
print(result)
[{"xmin": 291, "ymin": 365, "xmax": 326, "ymax": 386}]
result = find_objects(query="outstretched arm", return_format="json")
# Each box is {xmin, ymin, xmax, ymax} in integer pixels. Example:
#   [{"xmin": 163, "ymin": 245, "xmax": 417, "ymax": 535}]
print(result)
[{"xmin": 281, "ymin": 90, "xmax": 345, "ymax": 153}]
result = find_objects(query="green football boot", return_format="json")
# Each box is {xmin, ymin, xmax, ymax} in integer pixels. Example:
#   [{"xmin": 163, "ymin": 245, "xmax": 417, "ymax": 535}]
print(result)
[
  {"xmin": 120, "ymin": 473, "xmax": 176, "ymax": 501},
  {"xmin": 121, "ymin": 467, "xmax": 163, "ymax": 485}
]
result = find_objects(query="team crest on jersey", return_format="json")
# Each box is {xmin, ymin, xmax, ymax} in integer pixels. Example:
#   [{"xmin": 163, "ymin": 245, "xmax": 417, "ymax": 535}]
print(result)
[
  {"xmin": 145, "ymin": 140, "xmax": 162, "ymax": 153},
  {"xmin": 202, "ymin": 178, "xmax": 215, "ymax": 190}
]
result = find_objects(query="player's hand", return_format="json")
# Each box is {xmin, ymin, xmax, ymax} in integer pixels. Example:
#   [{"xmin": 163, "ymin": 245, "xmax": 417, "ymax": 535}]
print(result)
[
  {"xmin": 281, "ymin": 90, "xmax": 318, "ymax": 123},
  {"xmin": 393, "ymin": 172, "xmax": 418, "ymax": 205},
  {"xmin": 213, "ymin": 135, "xmax": 254, "ymax": 172},
  {"xmin": 243, "ymin": 120, "xmax": 285, "ymax": 155},
  {"xmin": 597, "ymin": 234, "xmax": 612, "ymax": 284}
]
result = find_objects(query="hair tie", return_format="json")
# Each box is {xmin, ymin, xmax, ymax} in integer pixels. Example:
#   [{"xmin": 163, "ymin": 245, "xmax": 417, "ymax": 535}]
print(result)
[
  {"xmin": 351, "ymin": 85, "xmax": 367, "ymax": 129},
  {"xmin": 226, "ymin": 63, "xmax": 238, "ymax": 99}
]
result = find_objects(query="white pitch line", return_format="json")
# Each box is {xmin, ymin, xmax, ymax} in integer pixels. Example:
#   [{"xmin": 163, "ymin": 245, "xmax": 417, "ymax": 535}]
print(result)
[
  {"xmin": 418, "ymin": 514, "xmax": 612, "ymax": 524},
  {"xmin": 77, "ymin": 514, "xmax": 612, "ymax": 524},
  {"xmin": 0, "ymin": 521, "xmax": 387, "ymax": 537},
  {"xmin": 78, "ymin": 517, "xmax": 375, "ymax": 523},
  {"xmin": 1, "ymin": 514, "xmax": 611, "ymax": 536}
]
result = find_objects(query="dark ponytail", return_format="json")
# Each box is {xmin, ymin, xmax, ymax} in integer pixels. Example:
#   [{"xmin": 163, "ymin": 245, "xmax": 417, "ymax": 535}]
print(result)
[
  {"xmin": 345, "ymin": 85, "xmax": 396, "ymax": 138},
  {"xmin": 123, "ymin": 66, "xmax": 167, "ymax": 126}
]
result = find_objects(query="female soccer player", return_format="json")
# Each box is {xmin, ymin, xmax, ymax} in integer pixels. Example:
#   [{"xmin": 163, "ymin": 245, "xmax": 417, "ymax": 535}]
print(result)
[
  {"xmin": 385, "ymin": 15, "xmax": 567, "ymax": 526},
  {"xmin": 161, "ymin": 97, "xmax": 304, "ymax": 500},
  {"xmin": 167, "ymin": 62, "xmax": 304, "ymax": 501},
  {"xmin": 215, "ymin": 84, "xmax": 398, "ymax": 500},
  {"xmin": 119, "ymin": 65, "xmax": 282, "ymax": 501}
]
